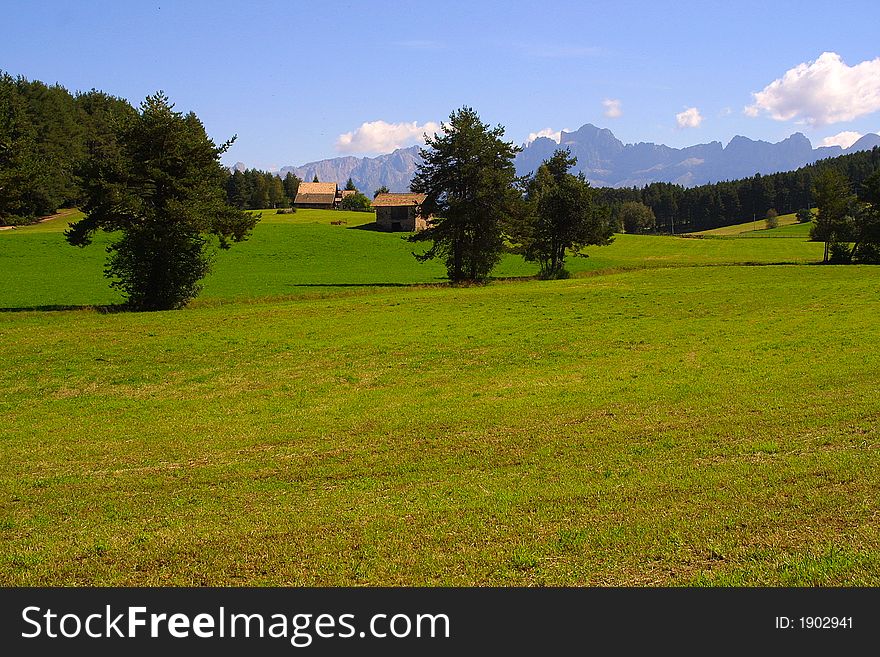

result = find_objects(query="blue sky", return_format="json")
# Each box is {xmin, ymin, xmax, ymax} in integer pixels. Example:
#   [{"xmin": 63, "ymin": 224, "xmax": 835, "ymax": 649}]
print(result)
[{"xmin": 3, "ymin": 0, "xmax": 880, "ymax": 170}]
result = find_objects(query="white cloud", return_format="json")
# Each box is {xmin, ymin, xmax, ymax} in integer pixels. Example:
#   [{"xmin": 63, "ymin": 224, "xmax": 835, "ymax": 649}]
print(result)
[
  {"xmin": 602, "ymin": 98, "xmax": 622, "ymax": 118},
  {"xmin": 745, "ymin": 52, "xmax": 880, "ymax": 126},
  {"xmin": 335, "ymin": 120, "xmax": 441, "ymax": 154},
  {"xmin": 526, "ymin": 128, "xmax": 563, "ymax": 144},
  {"xmin": 821, "ymin": 130, "xmax": 863, "ymax": 148},
  {"xmin": 676, "ymin": 107, "xmax": 703, "ymax": 128}
]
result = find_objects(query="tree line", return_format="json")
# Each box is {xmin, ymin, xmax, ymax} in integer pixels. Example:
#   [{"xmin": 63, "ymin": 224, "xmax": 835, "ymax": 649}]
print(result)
[
  {"xmin": 223, "ymin": 170, "xmax": 375, "ymax": 211},
  {"xmin": 0, "ymin": 73, "xmax": 368, "ymax": 222},
  {"xmin": 225, "ymin": 168, "xmax": 300, "ymax": 210},
  {"xmin": 0, "ymin": 71, "xmax": 134, "ymax": 224},
  {"xmin": 596, "ymin": 147, "xmax": 880, "ymax": 234}
]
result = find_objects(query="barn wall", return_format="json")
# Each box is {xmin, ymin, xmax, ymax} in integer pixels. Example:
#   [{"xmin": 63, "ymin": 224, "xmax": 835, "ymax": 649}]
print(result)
[{"xmin": 376, "ymin": 206, "xmax": 418, "ymax": 231}]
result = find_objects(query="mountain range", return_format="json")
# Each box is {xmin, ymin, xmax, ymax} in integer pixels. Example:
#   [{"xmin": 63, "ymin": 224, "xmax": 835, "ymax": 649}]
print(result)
[
  {"xmin": 277, "ymin": 148, "xmax": 421, "ymax": 196},
  {"xmin": 245, "ymin": 126, "xmax": 880, "ymax": 194},
  {"xmin": 522, "ymin": 125, "xmax": 880, "ymax": 188}
]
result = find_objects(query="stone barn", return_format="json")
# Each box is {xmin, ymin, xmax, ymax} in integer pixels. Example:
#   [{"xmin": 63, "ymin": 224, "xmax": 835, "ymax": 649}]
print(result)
[
  {"xmin": 294, "ymin": 182, "xmax": 339, "ymax": 209},
  {"xmin": 372, "ymin": 193, "xmax": 429, "ymax": 231}
]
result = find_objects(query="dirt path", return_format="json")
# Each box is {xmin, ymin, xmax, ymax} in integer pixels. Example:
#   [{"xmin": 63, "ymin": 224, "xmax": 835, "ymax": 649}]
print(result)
[{"xmin": 0, "ymin": 208, "xmax": 78, "ymax": 230}]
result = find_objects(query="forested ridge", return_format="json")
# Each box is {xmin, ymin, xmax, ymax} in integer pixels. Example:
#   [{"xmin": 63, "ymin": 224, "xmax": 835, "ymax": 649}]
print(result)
[
  {"xmin": 0, "ymin": 72, "xmax": 133, "ymax": 224},
  {"xmin": 597, "ymin": 147, "xmax": 880, "ymax": 233}
]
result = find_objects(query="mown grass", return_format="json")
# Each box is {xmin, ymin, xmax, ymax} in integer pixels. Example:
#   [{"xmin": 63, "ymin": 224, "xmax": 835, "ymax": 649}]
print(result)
[
  {"xmin": 2, "ymin": 208, "xmax": 876, "ymax": 586},
  {"xmin": 689, "ymin": 211, "xmax": 801, "ymax": 236},
  {"xmin": 735, "ymin": 221, "xmax": 813, "ymax": 239},
  {"xmin": 1, "ymin": 208, "xmax": 822, "ymax": 310}
]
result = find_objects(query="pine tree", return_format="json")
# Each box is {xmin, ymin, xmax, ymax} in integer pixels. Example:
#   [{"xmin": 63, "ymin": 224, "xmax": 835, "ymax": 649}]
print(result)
[
  {"xmin": 226, "ymin": 169, "xmax": 250, "ymax": 209},
  {"xmin": 811, "ymin": 168, "xmax": 856, "ymax": 263},
  {"xmin": 511, "ymin": 149, "xmax": 614, "ymax": 278},
  {"xmin": 249, "ymin": 171, "xmax": 269, "ymax": 209},
  {"xmin": 409, "ymin": 107, "xmax": 521, "ymax": 282},
  {"xmin": 849, "ymin": 169, "xmax": 880, "ymax": 263},
  {"xmin": 66, "ymin": 91, "xmax": 259, "ymax": 310},
  {"xmin": 0, "ymin": 74, "xmax": 44, "ymax": 223}
]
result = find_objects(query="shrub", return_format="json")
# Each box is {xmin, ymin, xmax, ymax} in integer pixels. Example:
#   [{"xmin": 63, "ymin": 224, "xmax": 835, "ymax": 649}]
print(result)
[
  {"xmin": 853, "ymin": 242, "xmax": 880, "ymax": 264},
  {"xmin": 828, "ymin": 241, "xmax": 852, "ymax": 264},
  {"xmin": 538, "ymin": 267, "xmax": 571, "ymax": 280},
  {"xmin": 340, "ymin": 192, "xmax": 372, "ymax": 212}
]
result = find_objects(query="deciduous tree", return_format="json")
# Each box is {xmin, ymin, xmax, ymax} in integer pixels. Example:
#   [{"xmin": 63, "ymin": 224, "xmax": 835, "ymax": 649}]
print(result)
[
  {"xmin": 267, "ymin": 174, "xmax": 285, "ymax": 208},
  {"xmin": 619, "ymin": 200, "xmax": 656, "ymax": 234},
  {"xmin": 340, "ymin": 191, "xmax": 371, "ymax": 211}
]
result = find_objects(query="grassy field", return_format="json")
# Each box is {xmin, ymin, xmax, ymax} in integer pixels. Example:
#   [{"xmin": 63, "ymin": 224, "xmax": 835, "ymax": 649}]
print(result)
[
  {"xmin": 2, "ymin": 208, "xmax": 878, "ymax": 586},
  {"xmin": 1, "ymin": 208, "xmax": 822, "ymax": 309},
  {"xmin": 734, "ymin": 220, "xmax": 813, "ymax": 239},
  {"xmin": 689, "ymin": 211, "xmax": 802, "ymax": 236}
]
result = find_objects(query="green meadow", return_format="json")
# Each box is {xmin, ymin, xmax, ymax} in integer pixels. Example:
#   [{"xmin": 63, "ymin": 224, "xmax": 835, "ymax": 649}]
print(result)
[
  {"xmin": 1, "ymin": 209, "xmax": 822, "ymax": 309},
  {"xmin": 1, "ymin": 210, "xmax": 878, "ymax": 586},
  {"xmin": 689, "ymin": 211, "xmax": 802, "ymax": 236}
]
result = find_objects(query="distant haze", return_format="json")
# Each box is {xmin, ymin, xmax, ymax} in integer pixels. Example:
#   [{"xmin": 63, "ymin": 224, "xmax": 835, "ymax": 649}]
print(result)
[{"xmin": 267, "ymin": 126, "xmax": 880, "ymax": 193}]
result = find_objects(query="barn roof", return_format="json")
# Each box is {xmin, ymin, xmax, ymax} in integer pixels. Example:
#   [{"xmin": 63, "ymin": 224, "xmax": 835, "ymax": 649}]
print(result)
[
  {"xmin": 341, "ymin": 189, "xmax": 358, "ymax": 198},
  {"xmin": 372, "ymin": 193, "xmax": 427, "ymax": 207},
  {"xmin": 295, "ymin": 182, "xmax": 338, "ymax": 204}
]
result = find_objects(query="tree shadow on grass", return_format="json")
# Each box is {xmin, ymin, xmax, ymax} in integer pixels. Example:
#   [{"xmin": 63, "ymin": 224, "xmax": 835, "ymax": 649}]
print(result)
[
  {"xmin": 346, "ymin": 222, "xmax": 386, "ymax": 231},
  {"xmin": 288, "ymin": 281, "xmax": 446, "ymax": 288},
  {"xmin": 0, "ymin": 303, "xmax": 126, "ymax": 313},
  {"xmin": 346, "ymin": 222, "xmax": 417, "ymax": 234}
]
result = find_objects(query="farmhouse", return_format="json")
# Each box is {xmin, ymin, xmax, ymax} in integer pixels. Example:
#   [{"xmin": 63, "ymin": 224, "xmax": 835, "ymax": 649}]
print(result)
[
  {"xmin": 294, "ymin": 182, "xmax": 339, "ymax": 209},
  {"xmin": 372, "ymin": 193, "xmax": 429, "ymax": 231}
]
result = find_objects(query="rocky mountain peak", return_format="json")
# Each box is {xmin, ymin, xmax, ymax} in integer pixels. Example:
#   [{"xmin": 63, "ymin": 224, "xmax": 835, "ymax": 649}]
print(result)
[{"xmin": 265, "ymin": 126, "xmax": 880, "ymax": 192}]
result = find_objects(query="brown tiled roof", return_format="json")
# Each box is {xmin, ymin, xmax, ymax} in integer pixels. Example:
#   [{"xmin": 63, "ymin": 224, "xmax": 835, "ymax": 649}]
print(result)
[
  {"xmin": 372, "ymin": 193, "xmax": 427, "ymax": 207},
  {"xmin": 294, "ymin": 182, "xmax": 338, "ymax": 204},
  {"xmin": 341, "ymin": 189, "xmax": 358, "ymax": 198}
]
